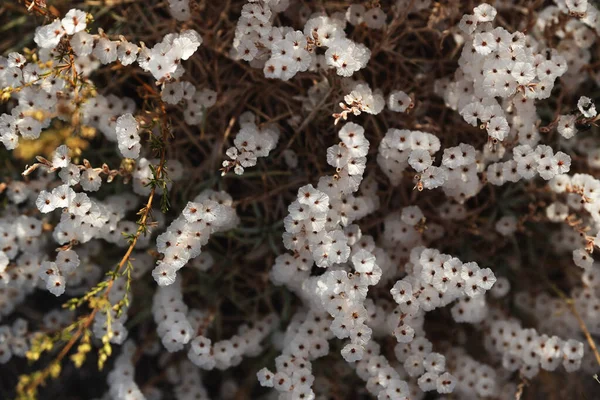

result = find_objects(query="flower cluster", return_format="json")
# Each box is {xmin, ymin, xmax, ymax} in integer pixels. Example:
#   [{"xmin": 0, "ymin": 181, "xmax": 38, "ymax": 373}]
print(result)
[
  {"xmin": 391, "ymin": 247, "xmax": 497, "ymax": 340},
  {"xmin": 92, "ymin": 271, "xmax": 139, "ymax": 345},
  {"xmin": 0, "ymin": 187, "xmax": 49, "ymax": 320},
  {"xmin": 222, "ymin": 111, "xmax": 280, "ymax": 175},
  {"xmin": 0, "ymin": 319, "xmax": 30, "ymax": 364},
  {"xmin": 39, "ymin": 250, "xmax": 80, "ymax": 297},
  {"xmin": 486, "ymin": 143, "xmax": 571, "ymax": 185},
  {"xmin": 547, "ymin": 172, "xmax": 600, "ymax": 239},
  {"xmin": 346, "ymin": 5, "xmax": 387, "ymax": 30},
  {"xmin": 232, "ymin": 1, "xmax": 371, "ymax": 81},
  {"xmin": 0, "ymin": 215, "xmax": 44, "ymax": 290},
  {"xmin": 1, "ymin": 1, "xmax": 600, "ymax": 399},
  {"xmin": 307, "ymin": 237, "xmax": 383, "ymax": 361},
  {"xmin": 536, "ymin": 0, "xmax": 599, "ymax": 87},
  {"xmin": 34, "ymin": 146, "xmax": 152, "ymax": 247},
  {"xmin": 33, "ymin": 9, "xmax": 89, "ymax": 48},
  {"xmin": 511, "ymin": 289, "xmax": 600, "ymax": 374},
  {"xmin": 443, "ymin": 3, "xmax": 567, "ymax": 145},
  {"xmin": 271, "ymin": 122, "xmax": 376, "ymax": 289},
  {"xmin": 152, "ymin": 278, "xmax": 199, "ymax": 352},
  {"xmin": 161, "ymin": 82, "xmax": 217, "ymax": 125},
  {"xmin": 377, "ymin": 128, "xmax": 446, "ymax": 189},
  {"xmin": 394, "ymin": 339, "xmax": 456, "ymax": 394},
  {"xmin": 107, "ymin": 341, "xmax": 144, "ymax": 399},
  {"xmin": 488, "ymin": 318, "xmax": 585, "ymax": 376},
  {"xmin": 79, "ymin": 94, "xmax": 137, "ymax": 145},
  {"xmin": 335, "ymin": 81, "xmax": 385, "ymax": 123},
  {"xmin": 445, "ymin": 350, "xmax": 502, "ymax": 397},
  {"xmin": 171, "ymin": 361, "xmax": 210, "ymax": 400},
  {"xmin": 0, "ymin": 8, "xmax": 204, "ymax": 156},
  {"xmin": 152, "ymin": 190, "xmax": 238, "ymax": 286},
  {"xmin": 132, "ymin": 157, "xmax": 184, "ymax": 197},
  {"xmin": 262, "ymin": 121, "xmax": 388, "ymax": 396},
  {"xmin": 188, "ymin": 314, "xmax": 278, "ymax": 370},
  {"xmin": 34, "ymin": 11, "xmax": 202, "ymax": 80}
]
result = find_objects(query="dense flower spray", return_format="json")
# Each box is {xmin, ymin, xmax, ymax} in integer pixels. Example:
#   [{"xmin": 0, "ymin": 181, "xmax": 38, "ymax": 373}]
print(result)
[{"xmin": 0, "ymin": 1, "xmax": 600, "ymax": 400}]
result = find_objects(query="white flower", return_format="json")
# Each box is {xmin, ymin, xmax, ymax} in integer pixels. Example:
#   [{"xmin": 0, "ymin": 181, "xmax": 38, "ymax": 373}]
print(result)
[
  {"xmin": 388, "ymin": 90, "xmax": 412, "ymax": 112},
  {"xmin": 566, "ymin": 0, "xmax": 588, "ymax": 13},
  {"xmin": 169, "ymin": 0, "xmax": 191, "ymax": 21},
  {"xmin": 16, "ymin": 117, "xmax": 42, "ymax": 139},
  {"xmin": 536, "ymin": 60, "xmax": 560, "ymax": 81},
  {"xmin": 181, "ymin": 81, "xmax": 196, "ymax": 100},
  {"xmin": 436, "ymin": 372, "xmax": 457, "ymax": 394},
  {"xmin": 175, "ymin": 30, "xmax": 203, "ymax": 59},
  {"xmin": 71, "ymin": 31, "xmax": 94, "ymax": 56},
  {"xmin": 34, "ymin": 20, "xmax": 65, "ymax": 49},
  {"xmin": 257, "ymin": 368, "xmax": 274, "ymax": 387},
  {"xmin": 161, "ymin": 82, "xmax": 184, "ymax": 104},
  {"xmin": 297, "ymin": 184, "xmax": 322, "ymax": 207},
  {"xmin": 408, "ymin": 149, "xmax": 432, "ymax": 172},
  {"xmin": 117, "ymin": 41, "xmax": 140, "ymax": 66},
  {"xmin": 51, "ymin": 184, "xmax": 76, "ymax": 208},
  {"xmin": 36, "ymin": 190, "xmax": 57, "ymax": 213},
  {"xmin": 346, "ymin": 4, "xmax": 365, "ymax": 25},
  {"xmin": 196, "ymin": 89, "xmax": 217, "ymax": 108},
  {"xmin": 80, "ymin": 168, "xmax": 102, "ymax": 191},
  {"xmin": 0, "ymin": 114, "xmax": 17, "ymax": 135},
  {"xmin": 59, "ymin": 163, "xmax": 81, "ymax": 186},
  {"xmin": 152, "ymin": 262, "xmax": 177, "ymax": 286},
  {"xmin": 56, "ymin": 249, "xmax": 80, "ymax": 273},
  {"xmin": 61, "ymin": 9, "xmax": 87, "ymax": 35},
  {"xmin": 458, "ymin": 14, "xmax": 477, "ymax": 34},
  {"xmin": 46, "ymin": 274, "xmax": 66, "ymax": 296},
  {"xmin": 182, "ymin": 201, "xmax": 204, "ymax": 222},
  {"xmin": 390, "ymin": 280, "xmax": 412, "ymax": 303},
  {"xmin": 537, "ymin": 157, "xmax": 558, "ymax": 180},
  {"xmin": 424, "ymin": 353, "xmax": 446, "ymax": 373},
  {"xmin": 52, "ymin": 145, "xmax": 71, "ymax": 168},
  {"xmin": 495, "ymin": 216, "xmax": 517, "ymax": 236},
  {"xmin": 577, "ymin": 96, "xmax": 597, "ymax": 118},
  {"xmin": 563, "ymin": 339, "xmax": 584, "ymax": 360},
  {"xmin": 93, "ymin": 38, "xmax": 119, "ymax": 64},
  {"xmin": 351, "ymin": 249, "xmax": 375, "ymax": 273},
  {"xmin": 572, "ymin": 248, "xmax": 593, "ymax": 269},
  {"xmin": 557, "ymin": 114, "xmax": 577, "ymax": 139},
  {"xmin": 473, "ymin": 32, "xmax": 497, "ymax": 55},
  {"xmin": 554, "ymin": 152, "xmax": 571, "ymax": 174},
  {"xmin": 341, "ymin": 343, "xmax": 364, "ymax": 362},
  {"xmin": 401, "ymin": 206, "xmax": 424, "ymax": 226},
  {"xmin": 460, "ymin": 102, "xmax": 484, "ymax": 126},
  {"xmin": 364, "ymin": 7, "xmax": 386, "ymax": 29},
  {"xmin": 116, "ymin": 113, "xmax": 140, "ymax": 159},
  {"xmin": 475, "ymin": 267, "xmax": 496, "ymax": 290},
  {"xmin": 404, "ymin": 354, "xmax": 425, "ymax": 376},
  {"xmin": 237, "ymin": 39, "xmax": 258, "ymax": 61},
  {"xmin": 487, "ymin": 116, "xmax": 509, "ymax": 141},
  {"xmin": 421, "ymin": 166, "xmax": 447, "ymax": 189},
  {"xmin": 7, "ymin": 53, "xmax": 26, "ymax": 68},
  {"xmin": 511, "ymin": 62, "xmax": 536, "ymax": 85},
  {"xmin": 473, "ymin": 3, "xmax": 497, "ymax": 22}
]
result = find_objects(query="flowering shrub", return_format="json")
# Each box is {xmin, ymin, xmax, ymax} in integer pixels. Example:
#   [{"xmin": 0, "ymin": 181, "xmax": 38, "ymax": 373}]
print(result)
[{"xmin": 1, "ymin": 0, "xmax": 600, "ymax": 399}]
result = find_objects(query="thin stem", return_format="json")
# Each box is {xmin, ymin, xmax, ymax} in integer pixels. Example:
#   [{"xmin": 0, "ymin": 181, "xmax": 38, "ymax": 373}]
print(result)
[
  {"xmin": 549, "ymin": 283, "xmax": 600, "ymax": 366},
  {"xmin": 20, "ymin": 82, "xmax": 170, "ymax": 400}
]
